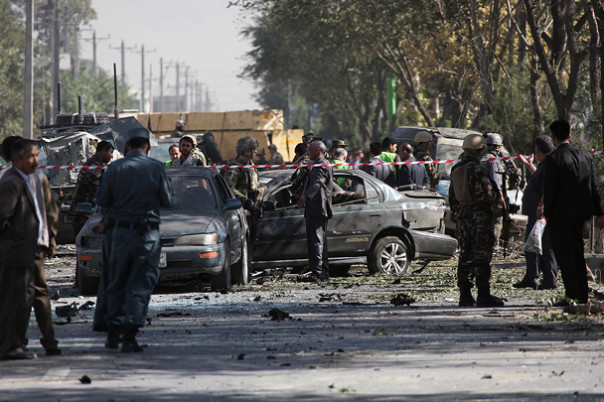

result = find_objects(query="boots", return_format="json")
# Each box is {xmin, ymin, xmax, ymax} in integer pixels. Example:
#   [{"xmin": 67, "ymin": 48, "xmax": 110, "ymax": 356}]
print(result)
[
  {"xmin": 105, "ymin": 325, "xmax": 121, "ymax": 350},
  {"xmin": 121, "ymin": 326, "xmax": 143, "ymax": 353},
  {"xmin": 476, "ymin": 288, "xmax": 505, "ymax": 307},
  {"xmin": 459, "ymin": 289, "xmax": 476, "ymax": 307}
]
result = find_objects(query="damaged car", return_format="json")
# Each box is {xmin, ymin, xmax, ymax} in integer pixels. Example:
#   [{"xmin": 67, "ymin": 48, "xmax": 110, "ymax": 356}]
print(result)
[
  {"xmin": 253, "ymin": 169, "xmax": 457, "ymax": 275},
  {"xmin": 75, "ymin": 167, "xmax": 249, "ymax": 295}
]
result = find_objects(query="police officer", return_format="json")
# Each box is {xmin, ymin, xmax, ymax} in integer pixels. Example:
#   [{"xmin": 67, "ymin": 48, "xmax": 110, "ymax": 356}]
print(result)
[
  {"xmin": 449, "ymin": 134, "xmax": 504, "ymax": 308},
  {"xmin": 222, "ymin": 136, "xmax": 265, "ymax": 219},
  {"xmin": 70, "ymin": 140, "xmax": 114, "ymax": 235},
  {"xmin": 413, "ymin": 130, "xmax": 438, "ymax": 188},
  {"xmin": 172, "ymin": 134, "xmax": 206, "ymax": 167},
  {"xmin": 93, "ymin": 127, "xmax": 174, "ymax": 352},
  {"xmin": 481, "ymin": 134, "xmax": 507, "ymax": 250}
]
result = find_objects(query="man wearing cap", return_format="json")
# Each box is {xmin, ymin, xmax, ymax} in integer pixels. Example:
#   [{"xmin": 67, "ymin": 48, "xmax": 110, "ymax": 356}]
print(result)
[
  {"xmin": 255, "ymin": 148, "xmax": 268, "ymax": 165},
  {"xmin": 268, "ymin": 144, "xmax": 284, "ymax": 165},
  {"xmin": 302, "ymin": 131, "xmax": 315, "ymax": 146},
  {"xmin": 93, "ymin": 128, "xmax": 174, "ymax": 353},
  {"xmin": 413, "ymin": 131, "xmax": 438, "ymax": 188},
  {"xmin": 172, "ymin": 134, "xmax": 206, "ymax": 167},
  {"xmin": 480, "ymin": 133, "xmax": 507, "ymax": 250},
  {"xmin": 449, "ymin": 134, "xmax": 504, "ymax": 308}
]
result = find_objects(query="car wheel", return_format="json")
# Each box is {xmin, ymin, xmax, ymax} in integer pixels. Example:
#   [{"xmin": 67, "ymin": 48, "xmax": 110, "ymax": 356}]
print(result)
[
  {"xmin": 77, "ymin": 263, "xmax": 100, "ymax": 296},
  {"xmin": 368, "ymin": 236, "xmax": 410, "ymax": 275},
  {"xmin": 211, "ymin": 240, "xmax": 232, "ymax": 292},
  {"xmin": 232, "ymin": 237, "xmax": 250, "ymax": 285},
  {"xmin": 329, "ymin": 264, "xmax": 351, "ymax": 277}
]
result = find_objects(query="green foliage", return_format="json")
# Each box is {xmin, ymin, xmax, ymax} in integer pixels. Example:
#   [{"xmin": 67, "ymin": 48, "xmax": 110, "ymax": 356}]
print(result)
[{"xmin": 0, "ymin": 0, "xmax": 25, "ymax": 139}]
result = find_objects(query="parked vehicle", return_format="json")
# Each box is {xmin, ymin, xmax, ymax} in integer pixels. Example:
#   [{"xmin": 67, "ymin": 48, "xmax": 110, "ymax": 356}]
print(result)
[
  {"xmin": 253, "ymin": 169, "xmax": 457, "ymax": 275},
  {"xmin": 75, "ymin": 167, "xmax": 249, "ymax": 295},
  {"xmin": 390, "ymin": 126, "xmax": 524, "ymax": 233}
]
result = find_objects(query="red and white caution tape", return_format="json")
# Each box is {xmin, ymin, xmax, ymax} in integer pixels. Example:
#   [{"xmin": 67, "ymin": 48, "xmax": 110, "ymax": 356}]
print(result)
[{"xmin": 2, "ymin": 151, "xmax": 603, "ymax": 170}]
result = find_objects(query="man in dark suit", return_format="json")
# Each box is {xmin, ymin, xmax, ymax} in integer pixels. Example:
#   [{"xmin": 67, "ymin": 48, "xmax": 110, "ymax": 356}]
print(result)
[
  {"xmin": 541, "ymin": 120, "xmax": 604, "ymax": 304},
  {"xmin": 297, "ymin": 140, "xmax": 333, "ymax": 282},
  {"xmin": 397, "ymin": 143, "xmax": 430, "ymax": 188},
  {"xmin": 361, "ymin": 142, "xmax": 394, "ymax": 186},
  {"xmin": 0, "ymin": 139, "xmax": 55, "ymax": 360}
]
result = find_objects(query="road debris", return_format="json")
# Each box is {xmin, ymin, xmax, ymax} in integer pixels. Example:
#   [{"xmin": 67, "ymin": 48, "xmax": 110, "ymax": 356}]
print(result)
[
  {"xmin": 390, "ymin": 294, "xmax": 415, "ymax": 306},
  {"xmin": 268, "ymin": 308, "xmax": 292, "ymax": 321}
]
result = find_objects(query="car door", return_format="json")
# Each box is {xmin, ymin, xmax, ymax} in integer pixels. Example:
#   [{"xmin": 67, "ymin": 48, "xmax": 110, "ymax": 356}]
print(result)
[
  {"xmin": 214, "ymin": 174, "xmax": 244, "ymax": 259},
  {"xmin": 327, "ymin": 172, "xmax": 384, "ymax": 256},
  {"xmin": 253, "ymin": 181, "xmax": 308, "ymax": 261}
]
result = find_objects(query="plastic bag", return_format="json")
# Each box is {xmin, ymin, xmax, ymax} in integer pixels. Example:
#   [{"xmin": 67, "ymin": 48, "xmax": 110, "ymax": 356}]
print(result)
[{"xmin": 524, "ymin": 219, "xmax": 545, "ymax": 255}]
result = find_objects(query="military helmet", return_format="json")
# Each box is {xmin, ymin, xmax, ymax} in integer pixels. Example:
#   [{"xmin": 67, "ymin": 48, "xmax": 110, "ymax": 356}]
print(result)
[
  {"xmin": 485, "ymin": 133, "xmax": 503, "ymax": 146},
  {"xmin": 180, "ymin": 134, "xmax": 197, "ymax": 147},
  {"xmin": 236, "ymin": 136, "xmax": 259, "ymax": 154},
  {"xmin": 256, "ymin": 148, "xmax": 266, "ymax": 156},
  {"xmin": 414, "ymin": 131, "xmax": 433, "ymax": 143},
  {"xmin": 268, "ymin": 144, "xmax": 277, "ymax": 150},
  {"xmin": 462, "ymin": 134, "xmax": 486, "ymax": 150}
]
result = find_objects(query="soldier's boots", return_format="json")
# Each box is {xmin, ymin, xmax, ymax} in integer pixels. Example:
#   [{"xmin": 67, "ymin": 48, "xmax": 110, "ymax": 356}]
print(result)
[
  {"xmin": 121, "ymin": 326, "xmax": 143, "ymax": 353},
  {"xmin": 105, "ymin": 325, "xmax": 121, "ymax": 350},
  {"xmin": 476, "ymin": 293, "xmax": 505, "ymax": 307},
  {"xmin": 459, "ymin": 289, "xmax": 476, "ymax": 307}
]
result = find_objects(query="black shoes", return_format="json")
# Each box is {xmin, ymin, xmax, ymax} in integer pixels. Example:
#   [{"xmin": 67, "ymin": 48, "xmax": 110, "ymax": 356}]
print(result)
[
  {"xmin": 2, "ymin": 347, "xmax": 37, "ymax": 360},
  {"xmin": 45, "ymin": 348, "xmax": 62, "ymax": 356},
  {"xmin": 512, "ymin": 280, "xmax": 538, "ymax": 290},
  {"xmin": 537, "ymin": 283, "xmax": 558, "ymax": 290},
  {"xmin": 476, "ymin": 294, "xmax": 505, "ymax": 307},
  {"xmin": 121, "ymin": 327, "xmax": 144, "ymax": 353},
  {"xmin": 105, "ymin": 326, "xmax": 121, "ymax": 350},
  {"xmin": 459, "ymin": 292, "xmax": 476, "ymax": 307}
]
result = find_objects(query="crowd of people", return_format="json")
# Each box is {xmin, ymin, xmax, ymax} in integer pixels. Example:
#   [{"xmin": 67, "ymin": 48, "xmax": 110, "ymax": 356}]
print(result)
[{"xmin": 1, "ymin": 118, "xmax": 603, "ymax": 360}]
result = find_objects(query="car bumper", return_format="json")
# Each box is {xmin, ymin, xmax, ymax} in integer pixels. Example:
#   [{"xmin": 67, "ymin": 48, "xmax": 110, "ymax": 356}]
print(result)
[{"xmin": 76, "ymin": 243, "xmax": 227, "ymax": 279}]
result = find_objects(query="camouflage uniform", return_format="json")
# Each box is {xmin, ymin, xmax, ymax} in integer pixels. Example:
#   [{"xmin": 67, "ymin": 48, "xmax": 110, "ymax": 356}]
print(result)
[
  {"xmin": 268, "ymin": 151, "xmax": 284, "ymax": 165},
  {"xmin": 222, "ymin": 157, "xmax": 265, "ymax": 208},
  {"xmin": 481, "ymin": 149, "xmax": 504, "ymax": 248},
  {"xmin": 71, "ymin": 154, "xmax": 105, "ymax": 234},
  {"xmin": 449, "ymin": 151, "xmax": 499, "ymax": 304}
]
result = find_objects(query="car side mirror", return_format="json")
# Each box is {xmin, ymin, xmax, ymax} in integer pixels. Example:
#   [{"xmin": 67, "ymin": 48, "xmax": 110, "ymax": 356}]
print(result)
[
  {"xmin": 223, "ymin": 198, "xmax": 242, "ymax": 211},
  {"xmin": 262, "ymin": 200, "xmax": 277, "ymax": 211},
  {"xmin": 75, "ymin": 202, "xmax": 93, "ymax": 215}
]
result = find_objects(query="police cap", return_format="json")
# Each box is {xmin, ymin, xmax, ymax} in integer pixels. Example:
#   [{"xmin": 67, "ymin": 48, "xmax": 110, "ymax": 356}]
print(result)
[
  {"xmin": 332, "ymin": 139, "xmax": 348, "ymax": 148},
  {"xmin": 127, "ymin": 127, "xmax": 151, "ymax": 140},
  {"xmin": 462, "ymin": 133, "xmax": 486, "ymax": 150}
]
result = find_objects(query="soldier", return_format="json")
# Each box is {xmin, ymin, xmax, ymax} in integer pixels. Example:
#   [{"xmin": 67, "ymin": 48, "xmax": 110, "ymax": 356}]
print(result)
[
  {"xmin": 256, "ymin": 148, "xmax": 268, "ymax": 165},
  {"xmin": 268, "ymin": 144, "xmax": 284, "ymax": 165},
  {"xmin": 449, "ymin": 134, "xmax": 504, "ymax": 308},
  {"xmin": 172, "ymin": 119, "xmax": 186, "ymax": 137},
  {"xmin": 70, "ymin": 140, "xmax": 114, "ymax": 235},
  {"xmin": 222, "ymin": 136, "xmax": 265, "ymax": 239},
  {"xmin": 413, "ymin": 131, "xmax": 438, "ymax": 188},
  {"xmin": 481, "ymin": 133, "xmax": 507, "ymax": 251},
  {"xmin": 172, "ymin": 134, "xmax": 206, "ymax": 167}
]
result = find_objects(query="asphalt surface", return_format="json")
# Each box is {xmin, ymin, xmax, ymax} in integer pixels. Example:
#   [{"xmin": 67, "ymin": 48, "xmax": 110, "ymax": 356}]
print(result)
[{"xmin": 1, "ymin": 251, "xmax": 604, "ymax": 401}]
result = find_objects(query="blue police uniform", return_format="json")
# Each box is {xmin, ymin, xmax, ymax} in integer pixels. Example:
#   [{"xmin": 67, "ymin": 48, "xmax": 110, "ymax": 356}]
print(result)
[{"xmin": 95, "ymin": 150, "xmax": 173, "ymax": 329}]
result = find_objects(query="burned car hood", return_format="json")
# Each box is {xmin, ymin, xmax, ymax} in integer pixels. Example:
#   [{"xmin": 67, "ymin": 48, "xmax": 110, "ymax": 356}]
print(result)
[{"xmin": 159, "ymin": 210, "xmax": 220, "ymax": 237}]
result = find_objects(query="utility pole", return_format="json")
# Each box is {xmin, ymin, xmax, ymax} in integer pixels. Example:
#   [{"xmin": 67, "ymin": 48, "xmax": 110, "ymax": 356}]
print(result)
[
  {"xmin": 140, "ymin": 44, "xmax": 156, "ymax": 113},
  {"xmin": 81, "ymin": 30, "xmax": 109, "ymax": 77},
  {"xmin": 72, "ymin": 25, "xmax": 80, "ymax": 79},
  {"xmin": 109, "ymin": 40, "xmax": 137, "ymax": 85},
  {"xmin": 159, "ymin": 57, "xmax": 164, "ymax": 112},
  {"xmin": 50, "ymin": 0, "xmax": 60, "ymax": 124},
  {"xmin": 176, "ymin": 62, "xmax": 180, "ymax": 109},
  {"xmin": 184, "ymin": 66, "xmax": 189, "ymax": 111},
  {"xmin": 23, "ymin": 0, "xmax": 34, "ymax": 139}
]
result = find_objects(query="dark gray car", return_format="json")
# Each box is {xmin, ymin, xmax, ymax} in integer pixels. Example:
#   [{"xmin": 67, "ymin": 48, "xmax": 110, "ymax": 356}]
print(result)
[
  {"xmin": 253, "ymin": 169, "xmax": 457, "ymax": 275},
  {"xmin": 76, "ymin": 167, "xmax": 249, "ymax": 295}
]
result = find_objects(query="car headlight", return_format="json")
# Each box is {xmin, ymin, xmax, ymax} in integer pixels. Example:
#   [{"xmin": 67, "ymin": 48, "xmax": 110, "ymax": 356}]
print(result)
[{"xmin": 175, "ymin": 233, "xmax": 218, "ymax": 246}]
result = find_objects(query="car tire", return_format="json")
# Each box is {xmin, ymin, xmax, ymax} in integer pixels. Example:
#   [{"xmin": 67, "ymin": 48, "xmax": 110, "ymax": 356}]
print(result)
[
  {"xmin": 232, "ymin": 237, "xmax": 250, "ymax": 285},
  {"xmin": 77, "ymin": 263, "xmax": 100, "ymax": 296},
  {"xmin": 329, "ymin": 264, "xmax": 351, "ymax": 277},
  {"xmin": 367, "ymin": 236, "xmax": 411, "ymax": 275},
  {"xmin": 211, "ymin": 240, "xmax": 232, "ymax": 292}
]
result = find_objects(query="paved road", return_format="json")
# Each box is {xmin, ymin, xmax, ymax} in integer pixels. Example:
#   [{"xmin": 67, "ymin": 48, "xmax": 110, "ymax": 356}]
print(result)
[{"xmin": 1, "ymin": 255, "xmax": 603, "ymax": 401}]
